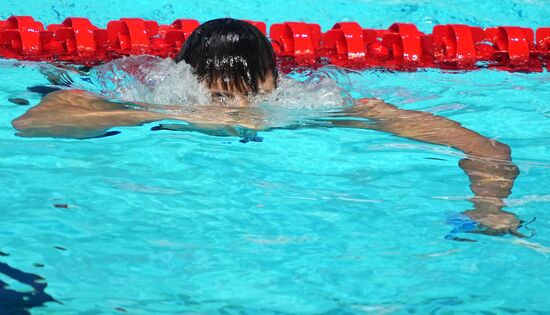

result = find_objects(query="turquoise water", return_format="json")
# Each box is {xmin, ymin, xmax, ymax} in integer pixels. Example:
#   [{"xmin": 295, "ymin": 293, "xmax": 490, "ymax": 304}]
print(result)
[{"xmin": 1, "ymin": 1, "xmax": 550, "ymax": 314}]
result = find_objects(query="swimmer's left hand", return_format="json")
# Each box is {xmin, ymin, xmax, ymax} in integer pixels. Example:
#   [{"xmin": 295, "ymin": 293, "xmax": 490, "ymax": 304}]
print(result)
[{"xmin": 463, "ymin": 209, "xmax": 525, "ymax": 237}]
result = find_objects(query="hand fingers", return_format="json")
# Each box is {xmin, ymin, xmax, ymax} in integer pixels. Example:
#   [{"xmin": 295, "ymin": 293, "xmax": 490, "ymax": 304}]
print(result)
[{"xmin": 509, "ymin": 228, "xmax": 526, "ymax": 238}]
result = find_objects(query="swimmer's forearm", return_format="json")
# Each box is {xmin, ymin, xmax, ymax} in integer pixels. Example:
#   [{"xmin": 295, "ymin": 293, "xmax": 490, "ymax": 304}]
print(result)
[
  {"xmin": 459, "ymin": 156, "xmax": 522, "ymax": 236},
  {"xmin": 459, "ymin": 157, "xmax": 519, "ymax": 212}
]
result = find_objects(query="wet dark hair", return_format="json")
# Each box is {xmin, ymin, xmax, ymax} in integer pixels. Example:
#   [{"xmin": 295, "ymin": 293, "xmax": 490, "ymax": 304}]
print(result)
[{"xmin": 175, "ymin": 18, "xmax": 278, "ymax": 95}]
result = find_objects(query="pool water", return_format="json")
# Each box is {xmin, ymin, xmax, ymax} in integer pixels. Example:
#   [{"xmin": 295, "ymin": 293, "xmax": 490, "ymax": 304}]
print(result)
[{"xmin": 1, "ymin": 1, "xmax": 550, "ymax": 314}]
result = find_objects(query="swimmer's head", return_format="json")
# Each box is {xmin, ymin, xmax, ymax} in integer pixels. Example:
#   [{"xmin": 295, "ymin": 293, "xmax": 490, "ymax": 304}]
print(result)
[{"xmin": 175, "ymin": 18, "xmax": 277, "ymax": 104}]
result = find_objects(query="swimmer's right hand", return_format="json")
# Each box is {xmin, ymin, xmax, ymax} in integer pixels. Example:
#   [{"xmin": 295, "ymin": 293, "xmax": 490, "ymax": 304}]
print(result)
[{"xmin": 463, "ymin": 209, "xmax": 525, "ymax": 237}]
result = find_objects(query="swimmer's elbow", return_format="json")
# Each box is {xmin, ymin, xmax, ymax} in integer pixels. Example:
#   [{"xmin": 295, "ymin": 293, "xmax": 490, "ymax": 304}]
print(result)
[
  {"xmin": 492, "ymin": 140, "xmax": 512, "ymax": 160},
  {"xmin": 11, "ymin": 116, "xmax": 91, "ymax": 139},
  {"xmin": 11, "ymin": 118, "xmax": 43, "ymax": 138},
  {"xmin": 12, "ymin": 116, "xmax": 46, "ymax": 137},
  {"xmin": 11, "ymin": 116, "xmax": 30, "ymax": 132},
  {"xmin": 471, "ymin": 138, "xmax": 512, "ymax": 160},
  {"xmin": 11, "ymin": 115, "xmax": 44, "ymax": 134}
]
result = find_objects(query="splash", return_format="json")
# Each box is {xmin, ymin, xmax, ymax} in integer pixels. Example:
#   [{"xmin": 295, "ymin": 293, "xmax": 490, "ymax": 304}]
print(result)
[
  {"xmin": 254, "ymin": 67, "xmax": 355, "ymax": 127},
  {"xmin": 60, "ymin": 56, "xmax": 355, "ymax": 128},
  {"xmin": 260, "ymin": 67, "xmax": 354, "ymax": 111},
  {"xmin": 83, "ymin": 56, "xmax": 212, "ymax": 105}
]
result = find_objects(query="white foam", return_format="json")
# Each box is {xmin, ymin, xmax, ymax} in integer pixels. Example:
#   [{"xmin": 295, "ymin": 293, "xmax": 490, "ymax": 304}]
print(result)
[
  {"xmin": 88, "ymin": 56, "xmax": 211, "ymax": 105},
  {"xmin": 72, "ymin": 56, "xmax": 355, "ymax": 128},
  {"xmin": 254, "ymin": 68, "xmax": 354, "ymax": 127},
  {"xmin": 259, "ymin": 72, "xmax": 353, "ymax": 111}
]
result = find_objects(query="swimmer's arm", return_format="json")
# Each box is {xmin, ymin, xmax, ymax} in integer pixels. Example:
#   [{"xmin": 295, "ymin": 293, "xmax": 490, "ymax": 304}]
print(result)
[
  {"xmin": 12, "ymin": 90, "xmax": 167, "ymax": 138},
  {"xmin": 12, "ymin": 90, "xmax": 261, "ymax": 139},
  {"xmin": 337, "ymin": 98, "xmax": 521, "ymax": 236},
  {"xmin": 341, "ymin": 99, "xmax": 511, "ymax": 158}
]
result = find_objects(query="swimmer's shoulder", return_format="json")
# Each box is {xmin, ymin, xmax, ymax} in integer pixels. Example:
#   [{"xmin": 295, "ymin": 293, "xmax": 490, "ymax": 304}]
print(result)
[{"xmin": 39, "ymin": 90, "xmax": 129, "ymax": 111}]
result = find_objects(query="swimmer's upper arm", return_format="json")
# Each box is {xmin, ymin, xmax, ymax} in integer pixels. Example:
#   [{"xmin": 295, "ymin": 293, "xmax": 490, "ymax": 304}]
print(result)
[{"xmin": 339, "ymin": 98, "xmax": 511, "ymax": 159}]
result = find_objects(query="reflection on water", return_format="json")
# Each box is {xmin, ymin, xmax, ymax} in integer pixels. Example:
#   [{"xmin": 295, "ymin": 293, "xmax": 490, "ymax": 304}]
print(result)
[{"xmin": 0, "ymin": 258, "xmax": 55, "ymax": 315}]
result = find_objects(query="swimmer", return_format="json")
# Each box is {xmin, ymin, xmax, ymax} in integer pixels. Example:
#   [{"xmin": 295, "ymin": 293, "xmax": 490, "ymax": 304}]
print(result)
[{"xmin": 11, "ymin": 18, "xmax": 521, "ymax": 237}]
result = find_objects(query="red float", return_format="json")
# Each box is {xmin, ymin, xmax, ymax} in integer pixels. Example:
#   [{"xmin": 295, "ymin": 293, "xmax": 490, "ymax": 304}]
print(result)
[
  {"xmin": 322, "ymin": 22, "xmax": 366, "ymax": 60},
  {"xmin": 107, "ymin": 18, "xmax": 158, "ymax": 54},
  {"xmin": 47, "ymin": 18, "xmax": 108, "ymax": 58},
  {"xmin": 432, "ymin": 24, "xmax": 482, "ymax": 68},
  {"xmin": 385, "ymin": 23, "xmax": 424, "ymax": 64},
  {"xmin": 0, "ymin": 16, "xmax": 44, "ymax": 56},
  {"xmin": 269, "ymin": 22, "xmax": 321, "ymax": 56},
  {"xmin": 154, "ymin": 19, "xmax": 199, "ymax": 57},
  {"xmin": 243, "ymin": 20, "xmax": 267, "ymax": 35},
  {"xmin": 537, "ymin": 27, "xmax": 550, "ymax": 66},
  {"xmin": 484, "ymin": 26, "xmax": 540, "ymax": 71}
]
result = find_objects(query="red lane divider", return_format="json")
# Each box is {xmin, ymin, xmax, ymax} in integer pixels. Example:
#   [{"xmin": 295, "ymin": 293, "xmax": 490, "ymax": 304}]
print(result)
[
  {"xmin": 243, "ymin": 20, "xmax": 266, "ymax": 35},
  {"xmin": 154, "ymin": 19, "xmax": 199, "ymax": 58},
  {"xmin": 0, "ymin": 16, "xmax": 44, "ymax": 56},
  {"xmin": 322, "ymin": 22, "xmax": 366, "ymax": 60},
  {"xmin": 537, "ymin": 27, "xmax": 550, "ymax": 66},
  {"xmin": 484, "ymin": 26, "xmax": 540, "ymax": 71},
  {"xmin": 107, "ymin": 18, "xmax": 157, "ymax": 53},
  {"xmin": 269, "ymin": 21, "xmax": 321, "ymax": 56},
  {"xmin": 47, "ymin": 18, "xmax": 108, "ymax": 58},
  {"xmin": 431, "ymin": 24, "xmax": 487, "ymax": 69},
  {"xmin": 537, "ymin": 28, "xmax": 550, "ymax": 51},
  {"xmin": 385, "ymin": 23, "xmax": 424, "ymax": 64},
  {"xmin": 0, "ymin": 16, "xmax": 549, "ymax": 72}
]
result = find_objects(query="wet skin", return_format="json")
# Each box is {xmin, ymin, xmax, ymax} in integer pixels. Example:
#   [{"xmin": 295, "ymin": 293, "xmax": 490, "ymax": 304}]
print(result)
[{"xmin": 11, "ymin": 79, "xmax": 521, "ymax": 237}]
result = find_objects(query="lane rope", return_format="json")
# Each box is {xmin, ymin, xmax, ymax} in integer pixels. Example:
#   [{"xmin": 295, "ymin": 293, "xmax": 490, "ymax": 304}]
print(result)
[{"xmin": 1, "ymin": 16, "xmax": 549, "ymax": 72}]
